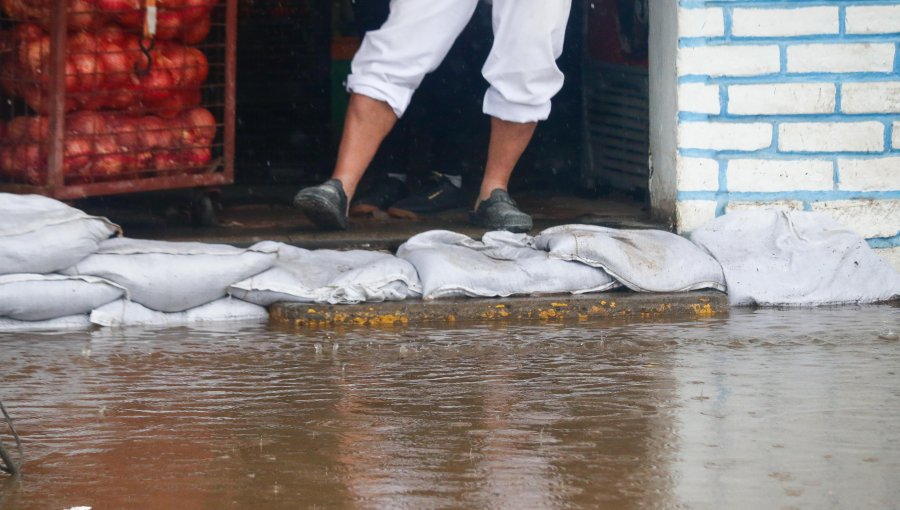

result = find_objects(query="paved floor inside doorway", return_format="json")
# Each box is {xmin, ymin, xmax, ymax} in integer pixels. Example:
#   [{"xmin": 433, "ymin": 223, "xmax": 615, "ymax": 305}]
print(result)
[{"xmin": 76, "ymin": 185, "xmax": 663, "ymax": 250}]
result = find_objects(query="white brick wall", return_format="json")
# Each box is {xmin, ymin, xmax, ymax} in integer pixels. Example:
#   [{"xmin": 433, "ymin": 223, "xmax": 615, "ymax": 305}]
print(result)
[
  {"xmin": 679, "ymin": 7, "xmax": 725, "ymax": 38},
  {"xmin": 676, "ymin": 157, "xmax": 719, "ymax": 191},
  {"xmin": 779, "ymin": 122, "xmax": 884, "ymax": 152},
  {"xmin": 732, "ymin": 7, "xmax": 839, "ymax": 37},
  {"xmin": 874, "ymin": 247, "xmax": 900, "ymax": 275},
  {"xmin": 676, "ymin": 200, "xmax": 718, "ymax": 233},
  {"xmin": 810, "ymin": 200, "xmax": 900, "ymax": 238},
  {"xmin": 678, "ymin": 45, "xmax": 780, "ymax": 77},
  {"xmin": 838, "ymin": 157, "xmax": 900, "ymax": 191},
  {"xmin": 725, "ymin": 200, "xmax": 805, "ymax": 214},
  {"xmin": 842, "ymin": 82, "xmax": 900, "ymax": 114},
  {"xmin": 671, "ymin": 2, "xmax": 900, "ymax": 246},
  {"xmin": 680, "ymin": 122, "xmax": 773, "ymax": 151},
  {"xmin": 787, "ymin": 44, "xmax": 895, "ymax": 73},
  {"xmin": 727, "ymin": 159, "xmax": 833, "ymax": 192},
  {"xmin": 846, "ymin": 5, "xmax": 900, "ymax": 35},
  {"xmin": 728, "ymin": 83, "xmax": 835, "ymax": 115},
  {"xmin": 678, "ymin": 83, "xmax": 720, "ymax": 114}
]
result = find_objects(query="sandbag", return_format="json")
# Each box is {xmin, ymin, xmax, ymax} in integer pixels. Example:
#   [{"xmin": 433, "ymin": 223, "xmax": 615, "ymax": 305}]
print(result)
[
  {"xmin": 0, "ymin": 273, "xmax": 125, "ymax": 321},
  {"xmin": 690, "ymin": 210, "xmax": 900, "ymax": 306},
  {"xmin": 90, "ymin": 298, "xmax": 269, "ymax": 327},
  {"xmin": 397, "ymin": 230, "xmax": 619, "ymax": 300},
  {"xmin": 0, "ymin": 314, "xmax": 93, "ymax": 331},
  {"xmin": 0, "ymin": 193, "xmax": 120, "ymax": 275},
  {"xmin": 62, "ymin": 238, "xmax": 278, "ymax": 312},
  {"xmin": 229, "ymin": 242, "xmax": 421, "ymax": 306},
  {"xmin": 534, "ymin": 225, "xmax": 727, "ymax": 293}
]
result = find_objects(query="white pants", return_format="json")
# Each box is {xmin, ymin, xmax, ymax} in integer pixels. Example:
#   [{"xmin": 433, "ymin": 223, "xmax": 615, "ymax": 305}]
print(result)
[{"xmin": 346, "ymin": 0, "xmax": 573, "ymax": 123}]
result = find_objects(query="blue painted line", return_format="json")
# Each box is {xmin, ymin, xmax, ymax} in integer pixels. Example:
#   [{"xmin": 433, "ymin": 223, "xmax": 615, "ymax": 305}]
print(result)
[
  {"xmin": 835, "ymin": 82, "xmax": 843, "ymax": 113},
  {"xmin": 681, "ymin": 0, "xmax": 900, "ymax": 6},
  {"xmin": 895, "ymin": 42, "xmax": 900, "ymax": 72},
  {"xmin": 716, "ymin": 159, "xmax": 729, "ymax": 215},
  {"xmin": 718, "ymin": 159, "xmax": 728, "ymax": 194},
  {"xmin": 885, "ymin": 120, "xmax": 893, "ymax": 152},
  {"xmin": 780, "ymin": 44, "xmax": 788, "ymax": 73},
  {"xmin": 677, "ymin": 72, "xmax": 899, "ymax": 85},
  {"xmin": 677, "ymin": 190, "xmax": 900, "ymax": 201},
  {"xmin": 833, "ymin": 160, "xmax": 840, "ymax": 191},
  {"xmin": 868, "ymin": 235, "xmax": 900, "ymax": 249},
  {"xmin": 678, "ymin": 148, "xmax": 898, "ymax": 160},
  {"xmin": 716, "ymin": 195, "xmax": 729, "ymax": 216},
  {"xmin": 719, "ymin": 85, "xmax": 729, "ymax": 115},
  {"xmin": 772, "ymin": 120, "xmax": 781, "ymax": 150},
  {"xmin": 678, "ymin": 34, "xmax": 900, "ymax": 47},
  {"xmin": 838, "ymin": 5, "xmax": 846, "ymax": 36},
  {"xmin": 680, "ymin": 149, "xmax": 895, "ymax": 159},
  {"xmin": 724, "ymin": 5, "xmax": 734, "ymax": 40},
  {"xmin": 678, "ymin": 112, "xmax": 897, "ymax": 122}
]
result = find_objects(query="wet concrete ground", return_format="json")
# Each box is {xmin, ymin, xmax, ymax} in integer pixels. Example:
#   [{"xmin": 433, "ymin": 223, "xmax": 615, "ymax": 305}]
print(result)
[
  {"xmin": 1, "ymin": 305, "xmax": 898, "ymax": 509},
  {"xmin": 73, "ymin": 185, "xmax": 660, "ymax": 250}
]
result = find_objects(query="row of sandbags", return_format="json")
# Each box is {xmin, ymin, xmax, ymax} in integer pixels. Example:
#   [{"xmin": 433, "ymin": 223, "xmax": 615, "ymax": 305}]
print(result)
[
  {"xmin": 2, "ymin": 193, "xmax": 899, "ymax": 330},
  {"xmin": 0, "ymin": 194, "xmax": 267, "ymax": 329}
]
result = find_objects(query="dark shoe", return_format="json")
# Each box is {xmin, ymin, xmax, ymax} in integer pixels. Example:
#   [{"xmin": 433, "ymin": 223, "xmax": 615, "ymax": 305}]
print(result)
[
  {"xmin": 349, "ymin": 176, "xmax": 408, "ymax": 216},
  {"xmin": 470, "ymin": 189, "xmax": 533, "ymax": 233},
  {"xmin": 293, "ymin": 179, "xmax": 349, "ymax": 230},
  {"xmin": 387, "ymin": 172, "xmax": 465, "ymax": 219}
]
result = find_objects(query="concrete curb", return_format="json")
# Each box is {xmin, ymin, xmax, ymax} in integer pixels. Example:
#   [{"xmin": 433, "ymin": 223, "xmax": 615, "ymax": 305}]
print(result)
[{"xmin": 269, "ymin": 291, "xmax": 729, "ymax": 328}]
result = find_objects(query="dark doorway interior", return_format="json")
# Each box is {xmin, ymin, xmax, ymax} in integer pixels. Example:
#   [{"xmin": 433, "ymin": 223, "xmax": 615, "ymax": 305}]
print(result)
[
  {"xmin": 233, "ymin": 0, "xmax": 588, "ymax": 199},
  {"xmin": 581, "ymin": 0, "xmax": 651, "ymax": 202}
]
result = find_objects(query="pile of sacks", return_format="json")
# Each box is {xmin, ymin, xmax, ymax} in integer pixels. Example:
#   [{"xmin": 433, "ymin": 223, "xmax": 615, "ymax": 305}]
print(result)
[{"xmin": 1, "ymin": 193, "xmax": 898, "ymax": 330}]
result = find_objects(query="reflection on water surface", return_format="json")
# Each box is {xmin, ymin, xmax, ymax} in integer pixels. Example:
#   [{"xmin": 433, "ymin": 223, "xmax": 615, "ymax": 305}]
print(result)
[{"xmin": 1, "ymin": 305, "xmax": 898, "ymax": 509}]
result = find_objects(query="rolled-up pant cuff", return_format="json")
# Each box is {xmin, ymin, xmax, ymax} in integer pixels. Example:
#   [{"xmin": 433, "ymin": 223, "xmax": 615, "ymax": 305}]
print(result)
[
  {"xmin": 346, "ymin": 74, "xmax": 414, "ymax": 118},
  {"xmin": 482, "ymin": 87, "xmax": 552, "ymax": 123}
]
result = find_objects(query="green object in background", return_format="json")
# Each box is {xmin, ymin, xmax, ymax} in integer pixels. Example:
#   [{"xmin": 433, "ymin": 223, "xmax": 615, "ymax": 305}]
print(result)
[{"xmin": 331, "ymin": 58, "xmax": 352, "ymax": 143}]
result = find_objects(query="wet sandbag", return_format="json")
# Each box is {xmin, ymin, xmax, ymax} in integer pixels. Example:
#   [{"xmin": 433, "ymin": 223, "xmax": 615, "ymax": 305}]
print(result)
[
  {"xmin": 62, "ymin": 238, "xmax": 278, "ymax": 312},
  {"xmin": 690, "ymin": 210, "xmax": 900, "ymax": 306},
  {"xmin": 0, "ymin": 274, "xmax": 125, "ymax": 321},
  {"xmin": 0, "ymin": 314, "xmax": 93, "ymax": 331},
  {"xmin": 397, "ymin": 230, "xmax": 619, "ymax": 300},
  {"xmin": 534, "ymin": 225, "xmax": 726, "ymax": 293},
  {"xmin": 229, "ymin": 242, "xmax": 421, "ymax": 306},
  {"xmin": 0, "ymin": 193, "xmax": 120, "ymax": 275},
  {"xmin": 90, "ymin": 297, "xmax": 269, "ymax": 327}
]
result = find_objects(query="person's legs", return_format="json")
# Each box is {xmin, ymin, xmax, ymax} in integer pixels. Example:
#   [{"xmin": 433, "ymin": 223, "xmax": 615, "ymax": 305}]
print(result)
[
  {"xmin": 331, "ymin": 94, "xmax": 398, "ymax": 202},
  {"xmin": 348, "ymin": 0, "xmax": 412, "ymax": 216},
  {"xmin": 479, "ymin": 118, "xmax": 537, "ymax": 205},
  {"xmin": 295, "ymin": 0, "xmax": 480, "ymax": 229},
  {"xmin": 471, "ymin": 0, "xmax": 572, "ymax": 231}
]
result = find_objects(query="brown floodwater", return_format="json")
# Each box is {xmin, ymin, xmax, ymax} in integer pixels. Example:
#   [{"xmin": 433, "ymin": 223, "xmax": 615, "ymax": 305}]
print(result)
[{"xmin": 0, "ymin": 305, "xmax": 899, "ymax": 509}]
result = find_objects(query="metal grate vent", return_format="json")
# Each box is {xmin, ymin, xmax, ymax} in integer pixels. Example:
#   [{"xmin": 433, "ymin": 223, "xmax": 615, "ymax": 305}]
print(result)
[{"xmin": 582, "ymin": 62, "xmax": 649, "ymax": 193}]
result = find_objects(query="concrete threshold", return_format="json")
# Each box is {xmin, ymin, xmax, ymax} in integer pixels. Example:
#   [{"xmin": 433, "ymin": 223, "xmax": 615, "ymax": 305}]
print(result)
[{"xmin": 269, "ymin": 290, "xmax": 728, "ymax": 328}]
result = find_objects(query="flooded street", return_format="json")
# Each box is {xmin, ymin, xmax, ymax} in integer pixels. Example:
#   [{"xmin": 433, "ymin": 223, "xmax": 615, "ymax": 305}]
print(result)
[{"xmin": 1, "ymin": 305, "xmax": 899, "ymax": 509}]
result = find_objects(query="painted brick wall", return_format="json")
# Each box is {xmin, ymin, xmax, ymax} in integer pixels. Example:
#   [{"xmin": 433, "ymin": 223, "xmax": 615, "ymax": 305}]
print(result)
[{"xmin": 673, "ymin": 0, "xmax": 900, "ymax": 265}]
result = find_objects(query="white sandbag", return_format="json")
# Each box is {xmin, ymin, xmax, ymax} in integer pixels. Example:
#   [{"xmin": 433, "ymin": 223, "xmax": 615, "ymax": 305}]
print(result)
[
  {"xmin": 229, "ymin": 242, "xmax": 421, "ymax": 305},
  {"xmin": 0, "ymin": 193, "xmax": 120, "ymax": 275},
  {"xmin": 534, "ymin": 225, "xmax": 727, "ymax": 293},
  {"xmin": 0, "ymin": 314, "xmax": 93, "ymax": 332},
  {"xmin": 397, "ymin": 230, "xmax": 619, "ymax": 300},
  {"xmin": 0, "ymin": 274, "xmax": 125, "ymax": 321},
  {"xmin": 90, "ymin": 297, "xmax": 269, "ymax": 327},
  {"xmin": 690, "ymin": 210, "xmax": 900, "ymax": 306},
  {"xmin": 62, "ymin": 238, "xmax": 278, "ymax": 312}
]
